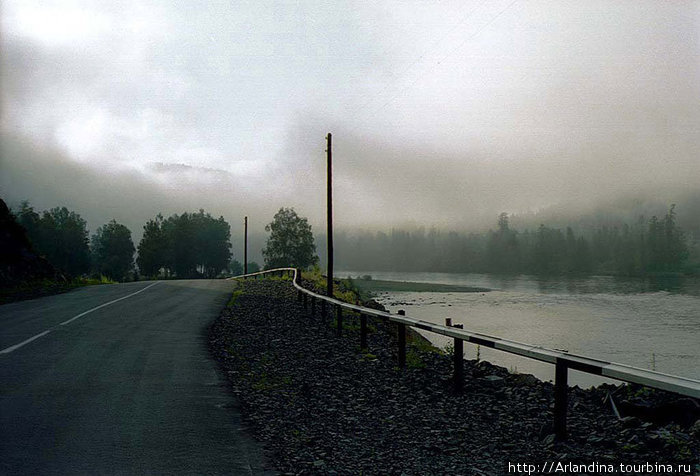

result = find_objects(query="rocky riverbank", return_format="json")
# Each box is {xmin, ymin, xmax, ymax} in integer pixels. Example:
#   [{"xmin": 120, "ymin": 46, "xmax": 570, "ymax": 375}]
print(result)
[{"xmin": 209, "ymin": 279, "xmax": 699, "ymax": 475}]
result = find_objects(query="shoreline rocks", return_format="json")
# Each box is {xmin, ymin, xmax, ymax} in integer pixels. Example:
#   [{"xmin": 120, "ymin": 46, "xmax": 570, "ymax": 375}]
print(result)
[{"xmin": 209, "ymin": 279, "xmax": 699, "ymax": 475}]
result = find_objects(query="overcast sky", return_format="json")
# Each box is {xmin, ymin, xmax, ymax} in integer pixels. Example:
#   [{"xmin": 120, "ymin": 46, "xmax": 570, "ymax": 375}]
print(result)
[{"xmin": 2, "ymin": 0, "xmax": 699, "ymax": 244}]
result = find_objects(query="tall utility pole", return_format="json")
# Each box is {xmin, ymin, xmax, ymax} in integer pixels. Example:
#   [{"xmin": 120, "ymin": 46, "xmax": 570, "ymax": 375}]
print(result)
[
  {"xmin": 326, "ymin": 133, "xmax": 333, "ymax": 300},
  {"xmin": 244, "ymin": 216, "xmax": 248, "ymax": 275}
]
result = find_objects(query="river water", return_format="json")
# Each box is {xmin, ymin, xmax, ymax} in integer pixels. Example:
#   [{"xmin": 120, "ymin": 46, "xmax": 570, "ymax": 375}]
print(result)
[{"xmin": 339, "ymin": 271, "xmax": 700, "ymax": 388}]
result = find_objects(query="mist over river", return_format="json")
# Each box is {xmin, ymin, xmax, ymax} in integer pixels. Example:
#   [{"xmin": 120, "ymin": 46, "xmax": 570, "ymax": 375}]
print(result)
[{"xmin": 340, "ymin": 271, "xmax": 700, "ymax": 388}]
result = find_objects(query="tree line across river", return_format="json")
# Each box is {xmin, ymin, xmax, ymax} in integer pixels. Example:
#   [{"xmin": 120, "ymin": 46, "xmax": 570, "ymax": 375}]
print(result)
[{"xmin": 333, "ymin": 206, "xmax": 696, "ymax": 277}]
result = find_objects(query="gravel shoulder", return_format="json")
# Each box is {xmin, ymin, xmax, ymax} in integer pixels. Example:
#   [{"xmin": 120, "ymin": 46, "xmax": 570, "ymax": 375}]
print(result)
[{"xmin": 209, "ymin": 279, "xmax": 699, "ymax": 476}]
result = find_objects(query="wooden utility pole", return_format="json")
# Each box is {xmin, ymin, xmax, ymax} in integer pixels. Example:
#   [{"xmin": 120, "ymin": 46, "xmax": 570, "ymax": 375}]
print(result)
[
  {"xmin": 326, "ymin": 133, "xmax": 333, "ymax": 300},
  {"xmin": 244, "ymin": 216, "xmax": 248, "ymax": 275}
]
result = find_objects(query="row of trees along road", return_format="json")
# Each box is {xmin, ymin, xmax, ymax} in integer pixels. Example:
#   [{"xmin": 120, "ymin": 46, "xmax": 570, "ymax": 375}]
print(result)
[
  {"xmin": 15, "ymin": 202, "xmax": 137, "ymax": 281},
  {"xmin": 13, "ymin": 203, "xmax": 236, "ymax": 281},
  {"xmin": 15, "ymin": 203, "xmax": 93, "ymax": 277},
  {"xmin": 11, "ymin": 201, "xmax": 320, "ymax": 282}
]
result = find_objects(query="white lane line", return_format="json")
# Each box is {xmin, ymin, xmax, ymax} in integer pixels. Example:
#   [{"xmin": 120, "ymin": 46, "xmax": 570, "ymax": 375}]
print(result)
[
  {"xmin": 0, "ymin": 281, "xmax": 161, "ymax": 355},
  {"xmin": 59, "ymin": 281, "xmax": 160, "ymax": 326},
  {"xmin": 0, "ymin": 330, "xmax": 51, "ymax": 354}
]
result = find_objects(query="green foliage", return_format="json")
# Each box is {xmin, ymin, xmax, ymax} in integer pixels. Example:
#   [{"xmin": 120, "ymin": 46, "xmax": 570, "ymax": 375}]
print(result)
[
  {"xmin": 410, "ymin": 336, "xmax": 441, "ymax": 354},
  {"xmin": 262, "ymin": 207, "xmax": 318, "ymax": 270},
  {"xmin": 136, "ymin": 214, "xmax": 167, "ymax": 277},
  {"xmin": 405, "ymin": 350, "xmax": 426, "ymax": 369},
  {"xmin": 302, "ymin": 268, "xmax": 363, "ymax": 303},
  {"xmin": 227, "ymin": 289, "xmax": 244, "ymax": 307},
  {"xmin": 444, "ymin": 342, "xmax": 454, "ymax": 356},
  {"xmin": 0, "ymin": 198, "xmax": 56, "ymax": 287},
  {"xmin": 137, "ymin": 209, "xmax": 232, "ymax": 278},
  {"xmin": 15, "ymin": 202, "xmax": 90, "ymax": 277},
  {"xmin": 82, "ymin": 275, "xmax": 117, "ymax": 285},
  {"xmin": 647, "ymin": 205, "xmax": 688, "ymax": 272},
  {"xmin": 229, "ymin": 259, "xmax": 243, "ymax": 276},
  {"xmin": 230, "ymin": 260, "xmax": 260, "ymax": 275},
  {"xmin": 487, "ymin": 212, "xmax": 520, "ymax": 273},
  {"xmin": 302, "ymin": 266, "xmax": 325, "ymax": 289},
  {"xmin": 91, "ymin": 220, "xmax": 135, "ymax": 281}
]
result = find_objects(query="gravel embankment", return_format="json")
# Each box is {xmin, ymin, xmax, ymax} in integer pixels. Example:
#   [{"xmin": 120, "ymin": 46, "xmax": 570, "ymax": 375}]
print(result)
[{"xmin": 209, "ymin": 279, "xmax": 699, "ymax": 475}]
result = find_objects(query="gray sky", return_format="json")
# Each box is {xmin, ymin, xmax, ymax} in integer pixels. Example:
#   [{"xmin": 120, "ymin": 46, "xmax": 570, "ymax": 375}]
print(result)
[{"xmin": 2, "ymin": 0, "xmax": 699, "ymax": 242}]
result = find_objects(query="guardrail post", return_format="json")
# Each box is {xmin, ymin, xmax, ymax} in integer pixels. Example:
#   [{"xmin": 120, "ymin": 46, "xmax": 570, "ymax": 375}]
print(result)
[
  {"xmin": 297, "ymin": 289, "xmax": 302, "ymax": 302},
  {"xmin": 360, "ymin": 314, "xmax": 368, "ymax": 349},
  {"xmin": 336, "ymin": 305, "xmax": 343, "ymax": 337},
  {"xmin": 554, "ymin": 359, "xmax": 568, "ymax": 441},
  {"xmin": 453, "ymin": 323, "xmax": 464, "ymax": 393},
  {"xmin": 397, "ymin": 310, "xmax": 406, "ymax": 368}
]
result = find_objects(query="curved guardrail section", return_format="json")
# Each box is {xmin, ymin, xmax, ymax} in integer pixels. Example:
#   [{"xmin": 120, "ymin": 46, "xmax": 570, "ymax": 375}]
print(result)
[{"xmin": 229, "ymin": 267, "xmax": 700, "ymax": 440}]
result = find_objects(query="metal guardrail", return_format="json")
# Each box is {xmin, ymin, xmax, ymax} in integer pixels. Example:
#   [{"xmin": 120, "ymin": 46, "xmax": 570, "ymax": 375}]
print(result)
[{"xmin": 230, "ymin": 267, "xmax": 700, "ymax": 440}]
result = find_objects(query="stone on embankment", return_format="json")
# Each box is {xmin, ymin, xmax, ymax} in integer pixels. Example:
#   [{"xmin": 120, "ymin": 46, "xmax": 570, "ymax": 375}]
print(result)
[{"xmin": 209, "ymin": 279, "xmax": 699, "ymax": 475}]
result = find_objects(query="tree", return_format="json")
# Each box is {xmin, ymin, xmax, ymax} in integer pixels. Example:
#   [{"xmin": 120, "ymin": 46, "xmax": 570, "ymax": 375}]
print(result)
[
  {"xmin": 91, "ymin": 220, "xmax": 135, "ymax": 281},
  {"xmin": 1, "ymin": 199, "xmax": 56, "ymax": 286},
  {"xmin": 262, "ymin": 208, "xmax": 318, "ymax": 269},
  {"xmin": 137, "ymin": 214, "xmax": 168, "ymax": 277},
  {"xmin": 248, "ymin": 261, "xmax": 261, "ymax": 273},
  {"xmin": 487, "ymin": 212, "xmax": 520, "ymax": 273},
  {"xmin": 647, "ymin": 204, "xmax": 688, "ymax": 272},
  {"xmin": 227, "ymin": 259, "xmax": 258, "ymax": 276},
  {"xmin": 15, "ymin": 201, "xmax": 42, "ymax": 246},
  {"xmin": 229, "ymin": 259, "xmax": 244, "ymax": 276},
  {"xmin": 16, "ymin": 203, "xmax": 90, "ymax": 277},
  {"xmin": 191, "ymin": 210, "xmax": 232, "ymax": 277},
  {"xmin": 137, "ymin": 210, "xmax": 232, "ymax": 278},
  {"xmin": 531, "ymin": 224, "xmax": 566, "ymax": 275}
]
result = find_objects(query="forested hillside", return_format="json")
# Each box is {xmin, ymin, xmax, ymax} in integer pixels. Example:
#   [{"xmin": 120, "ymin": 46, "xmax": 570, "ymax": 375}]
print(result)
[{"xmin": 332, "ymin": 206, "xmax": 696, "ymax": 276}]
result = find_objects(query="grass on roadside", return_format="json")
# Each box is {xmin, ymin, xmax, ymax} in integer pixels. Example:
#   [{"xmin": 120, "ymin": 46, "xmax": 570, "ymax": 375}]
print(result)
[
  {"xmin": 302, "ymin": 267, "xmax": 367, "ymax": 303},
  {"xmin": 0, "ymin": 275, "xmax": 117, "ymax": 305}
]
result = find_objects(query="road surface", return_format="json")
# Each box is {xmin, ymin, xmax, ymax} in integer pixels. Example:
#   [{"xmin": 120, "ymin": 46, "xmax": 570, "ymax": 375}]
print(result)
[{"xmin": 0, "ymin": 280, "xmax": 271, "ymax": 475}]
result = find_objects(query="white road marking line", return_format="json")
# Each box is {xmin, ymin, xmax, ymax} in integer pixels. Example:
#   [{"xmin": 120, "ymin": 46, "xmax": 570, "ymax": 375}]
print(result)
[
  {"xmin": 0, "ymin": 281, "xmax": 161, "ymax": 355},
  {"xmin": 59, "ymin": 281, "xmax": 160, "ymax": 326},
  {"xmin": 0, "ymin": 330, "xmax": 51, "ymax": 354}
]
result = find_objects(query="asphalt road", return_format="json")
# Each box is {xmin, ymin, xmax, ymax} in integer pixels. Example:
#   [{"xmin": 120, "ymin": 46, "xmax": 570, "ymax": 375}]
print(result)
[{"xmin": 0, "ymin": 280, "xmax": 271, "ymax": 475}]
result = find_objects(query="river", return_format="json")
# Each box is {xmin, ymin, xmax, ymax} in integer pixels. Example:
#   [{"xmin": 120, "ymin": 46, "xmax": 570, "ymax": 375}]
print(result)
[{"xmin": 339, "ymin": 271, "xmax": 700, "ymax": 388}]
